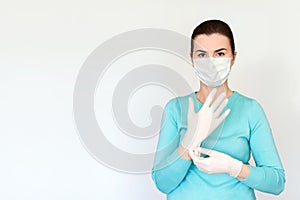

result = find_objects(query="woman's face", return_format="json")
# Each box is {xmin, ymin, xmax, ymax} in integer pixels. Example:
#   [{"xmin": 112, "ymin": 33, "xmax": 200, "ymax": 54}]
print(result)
[{"xmin": 191, "ymin": 33, "xmax": 236, "ymax": 66}]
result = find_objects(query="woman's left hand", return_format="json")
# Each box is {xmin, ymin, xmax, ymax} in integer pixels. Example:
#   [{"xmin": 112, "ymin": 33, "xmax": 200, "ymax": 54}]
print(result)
[{"xmin": 189, "ymin": 147, "xmax": 243, "ymax": 178}]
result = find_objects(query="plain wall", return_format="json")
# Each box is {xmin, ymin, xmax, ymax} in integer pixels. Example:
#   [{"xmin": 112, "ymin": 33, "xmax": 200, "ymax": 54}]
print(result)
[{"xmin": 0, "ymin": 0, "xmax": 299, "ymax": 199}]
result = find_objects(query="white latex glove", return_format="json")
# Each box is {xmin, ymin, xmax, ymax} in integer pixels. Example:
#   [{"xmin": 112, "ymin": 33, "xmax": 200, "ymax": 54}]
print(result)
[
  {"xmin": 189, "ymin": 147, "xmax": 243, "ymax": 178},
  {"xmin": 180, "ymin": 89, "xmax": 231, "ymax": 150}
]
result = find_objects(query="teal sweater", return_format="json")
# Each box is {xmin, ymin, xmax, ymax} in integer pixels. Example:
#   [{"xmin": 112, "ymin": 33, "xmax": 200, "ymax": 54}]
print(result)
[{"xmin": 152, "ymin": 91, "xmax": 285, "ymax": 200}]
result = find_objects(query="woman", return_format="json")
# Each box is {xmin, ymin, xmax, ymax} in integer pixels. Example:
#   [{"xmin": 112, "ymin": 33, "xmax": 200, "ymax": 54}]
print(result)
[{"xmin": 152, "ymin": 19, "xmax": 285, "ymax": 200}]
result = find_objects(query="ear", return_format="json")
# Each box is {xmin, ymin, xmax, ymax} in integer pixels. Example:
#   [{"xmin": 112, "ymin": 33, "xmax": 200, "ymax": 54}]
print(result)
[{"xmin": 230, "ymin": 51, "xmax": 237, "ymax": 68}]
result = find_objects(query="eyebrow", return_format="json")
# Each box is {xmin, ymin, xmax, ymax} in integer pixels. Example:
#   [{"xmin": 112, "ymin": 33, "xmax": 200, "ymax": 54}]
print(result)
[
  {"xmin": 215, "ymin": 48, "xmax": 227, "ymax": 52},
  {"xmin": 195, "ymin": 48, "xmax": 228, "ymax": 53}
]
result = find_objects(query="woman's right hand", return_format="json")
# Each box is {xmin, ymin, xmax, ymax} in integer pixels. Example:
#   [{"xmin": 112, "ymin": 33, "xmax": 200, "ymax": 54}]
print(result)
[{"xmin": 180, "ymin": 88, "xmax": 231, "ymax": 151}]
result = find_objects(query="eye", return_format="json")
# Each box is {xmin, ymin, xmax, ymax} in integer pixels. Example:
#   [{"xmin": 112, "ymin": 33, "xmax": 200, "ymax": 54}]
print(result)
[
  {"xmin": 216, "ymin": 52, "xmax": 225, "ymax": 57},
  {"xmin": 197, "ymin": 53, "xmax": 207, "ymax": 57}
]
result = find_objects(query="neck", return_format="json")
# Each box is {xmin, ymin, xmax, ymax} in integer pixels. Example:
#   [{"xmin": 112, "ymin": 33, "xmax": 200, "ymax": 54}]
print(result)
[{"xmin": 196, "ymin": 81, "xmax": 233, "ymax": 104}]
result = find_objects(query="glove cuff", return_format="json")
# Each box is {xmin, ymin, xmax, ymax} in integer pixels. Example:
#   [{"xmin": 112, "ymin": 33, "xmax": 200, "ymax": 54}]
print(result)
[{"xmin": 229, "ymin": 159, "xmax": 243, "ymax": 178}]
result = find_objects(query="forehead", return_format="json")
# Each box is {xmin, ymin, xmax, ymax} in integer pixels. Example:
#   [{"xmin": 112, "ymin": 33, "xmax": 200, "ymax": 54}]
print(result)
[{"xmin": 193, "ymin": 33, "xmax": 231, "ymax": 51}]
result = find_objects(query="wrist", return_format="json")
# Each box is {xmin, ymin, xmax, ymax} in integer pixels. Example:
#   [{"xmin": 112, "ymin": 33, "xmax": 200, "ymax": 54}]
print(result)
[
  {"xmin": 237, "ymin": 164, "xmax": 250, "ymax": 180},
  {"xmin": 177, "ymin": 145, "xmax": 192, "ymax": 160},
  {"xmin": 229, "ymin": 159, "xmax": 243, "ymax": 177}
]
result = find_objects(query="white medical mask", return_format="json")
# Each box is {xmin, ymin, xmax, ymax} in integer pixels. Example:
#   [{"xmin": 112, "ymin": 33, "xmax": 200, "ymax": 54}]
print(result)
[{"xmin": 193, "ymin": 57, "xmax": 232, "ymax": 87}]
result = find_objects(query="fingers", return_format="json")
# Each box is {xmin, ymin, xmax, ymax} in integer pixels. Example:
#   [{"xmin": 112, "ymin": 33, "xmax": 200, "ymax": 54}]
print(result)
[
  {"xmin": 190, "ymin": 147, "xmax": 215, "ymax": 160},
  {"xmin": 209, "ymin": 108, "xmax": 230, "ymax": 133},
  {"xmin": 189, "ymin": 148, "xmax": 204, "ymax": 164},
  {"xmin": 198, "ymin": 147, "xmax": 214, "ymax": 155},
  {"xmin": 213, "ymin": 97, "xmax": 228, "ymax": 117},
  {"xmin": 216, "ymin": 109, "xmax": 231, "ymax": 126},
  {"xmin": 210, "ymin": 92, "xmax": 226, "ymax": 112},
  {"xmin": 203, "ymin": 88, "xmax": 216, "ymax": 108},
  {"xmin": 188, "ymin": 148, "xmax": 197, "ymax": 160},
  {"xmin": 187, "ymin": 97, "xmax": 195, "ymax": 120},
  {"xmin": 193, "ymin": 156, "xmax": 212, "ymax": 166}
]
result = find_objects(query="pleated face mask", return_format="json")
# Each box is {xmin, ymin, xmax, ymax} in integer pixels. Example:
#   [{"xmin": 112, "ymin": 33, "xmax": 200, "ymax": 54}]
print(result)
[{"xmin": 193, "ymin": 57, "xmax": 232, "ymax": 87}]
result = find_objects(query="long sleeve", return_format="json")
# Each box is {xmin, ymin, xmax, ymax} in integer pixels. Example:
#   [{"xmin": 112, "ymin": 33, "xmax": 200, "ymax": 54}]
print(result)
[
  {"xmin": 240, "ymin": 100, "xmax": 286, "ymax": 195},
  {"xmin": 152, "ymin": 98, "xmax": 192, "ymax": 194}
]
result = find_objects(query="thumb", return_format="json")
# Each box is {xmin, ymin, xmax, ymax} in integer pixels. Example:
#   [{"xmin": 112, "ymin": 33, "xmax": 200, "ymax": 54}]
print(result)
[{"xmin": 198, "ymin": 148, "xmax": 215, "ymax": 156}]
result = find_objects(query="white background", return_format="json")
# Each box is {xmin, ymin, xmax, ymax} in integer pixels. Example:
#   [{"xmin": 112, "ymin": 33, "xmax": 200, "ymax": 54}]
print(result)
[{"xmin": 1, "ymin": 0, "xmax": 299, "ymax": 199}]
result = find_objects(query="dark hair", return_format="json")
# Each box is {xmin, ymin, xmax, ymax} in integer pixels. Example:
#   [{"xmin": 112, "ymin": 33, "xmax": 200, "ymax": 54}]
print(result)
[{"xmin": 191, "ymin": 19, "xmax": 235, "ymax": 55}]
